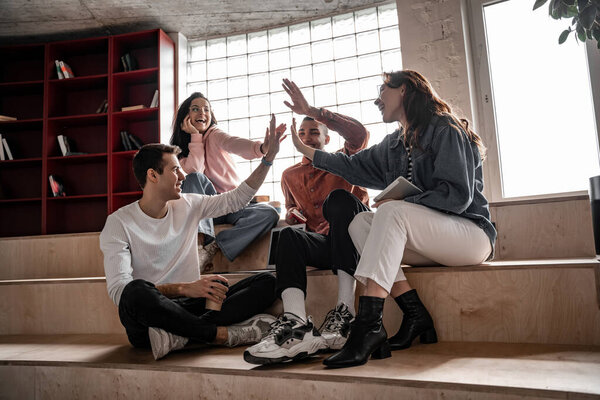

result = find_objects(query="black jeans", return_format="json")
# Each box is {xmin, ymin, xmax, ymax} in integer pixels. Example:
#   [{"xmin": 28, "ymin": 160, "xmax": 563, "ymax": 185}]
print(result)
[
  {"xmin": 118, "ymin": 272, "xmax": 277, "ymax": 348},
  {"xmin": 275, "ymin": 189, "xmax": 370, "ymax": 298}
]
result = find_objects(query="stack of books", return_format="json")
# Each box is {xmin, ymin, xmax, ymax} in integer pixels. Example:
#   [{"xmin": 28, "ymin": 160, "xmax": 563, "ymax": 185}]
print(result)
[
  {"xmin": 54, "ymin": 60, "xmax": 75, "ymax": 79},
  {"xmin": 48, "ymin": 174, "xmax": 66, "ymax": 197},
  {"xmin": 120, "ymin": 53, "xmax": 138, "ymax": 72},
  {"xmin": 120, "ymin": 131, "xmax": 144, "ymax": 151},
  {"xmin": 57, "ymin": 135, "xmax": 86, "ymax": 156},
  {"xmin": 0, "ymin": 133, "xmax": 14, "ymax": 160},
  {"xmin": 0, "ymin": 115, "xmax": 17, "ymax": 122}
]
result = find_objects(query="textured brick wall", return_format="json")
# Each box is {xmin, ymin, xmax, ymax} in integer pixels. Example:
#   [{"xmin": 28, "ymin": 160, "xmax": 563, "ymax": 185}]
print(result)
[{"xmin": 395, "ymin": 0, "xmax": 473, "ymax": 122}]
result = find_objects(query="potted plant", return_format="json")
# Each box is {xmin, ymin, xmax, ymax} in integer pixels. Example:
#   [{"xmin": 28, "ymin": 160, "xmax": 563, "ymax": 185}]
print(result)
[{"xmin": 533, "ymin": 0, "xmax": 600, "ymax": 47}]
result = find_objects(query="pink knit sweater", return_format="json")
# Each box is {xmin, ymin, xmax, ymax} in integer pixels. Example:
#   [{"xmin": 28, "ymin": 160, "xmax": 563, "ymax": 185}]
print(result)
[{"xmin": 179, "ymin": 125, "xmax": 263, "ymax": 193}]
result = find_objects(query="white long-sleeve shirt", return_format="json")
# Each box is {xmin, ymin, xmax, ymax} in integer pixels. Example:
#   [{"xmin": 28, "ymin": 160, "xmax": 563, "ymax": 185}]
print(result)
[{"xmin": 100, "ymin": 182, "xmax": 256, "ymax": 306}]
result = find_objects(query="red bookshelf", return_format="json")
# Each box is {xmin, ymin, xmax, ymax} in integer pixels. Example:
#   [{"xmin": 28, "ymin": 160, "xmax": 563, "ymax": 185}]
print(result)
[{"xmin": 0, "ymin": 29, "xmax": 175, "ymax": 237}]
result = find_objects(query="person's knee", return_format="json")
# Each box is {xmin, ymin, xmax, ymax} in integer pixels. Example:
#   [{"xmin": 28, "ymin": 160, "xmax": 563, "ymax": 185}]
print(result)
[
  {"xmin": 277, "ymin": 227, "xmax": 301, "ymax": 247},
  {"xmin": 323, "ymin": 189, "xmax": 356, "ymax": 220},
  {"xmin": 120, "ymin": 279, "xmax": 157, "ymax": 308},
  {"xmin": 348, "ymin": 211, "xmax": 370, "ymax": 239},
  {"xmin": 255, "ymin": 204, "xmax": 280, "ymax": 225}
]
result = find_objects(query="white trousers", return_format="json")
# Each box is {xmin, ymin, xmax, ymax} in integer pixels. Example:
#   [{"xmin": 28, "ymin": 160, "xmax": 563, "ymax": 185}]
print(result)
[{"xmin": 349, "ymin": 201, "xmax": 492, "ymax": 293}]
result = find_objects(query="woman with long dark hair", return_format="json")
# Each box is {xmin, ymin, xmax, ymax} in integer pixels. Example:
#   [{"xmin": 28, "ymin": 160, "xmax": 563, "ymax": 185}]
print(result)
[
  {"xmin": 170, "ymin": 92, "xmax": 284, "ymax": 271},
  {"xmin": 285, "ymin": 71, "xmax": 496, "ymax": 368}
]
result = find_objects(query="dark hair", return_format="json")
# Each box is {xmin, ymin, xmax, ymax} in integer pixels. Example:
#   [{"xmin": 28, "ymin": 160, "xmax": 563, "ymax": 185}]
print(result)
[
  {"xmin": 383, "ymin": 70, "xmax": 486, "ymax": 159},
  {"xmin": 133, "ymin": 144, "xmax": 182, "ymax": 188},
  {"xmin": 301, "ymin": 116, "xmax": 329, "ymax": 136},
  {"xmin": 170, "ymin": 92, "xmax": 217, "ymax": 158}
]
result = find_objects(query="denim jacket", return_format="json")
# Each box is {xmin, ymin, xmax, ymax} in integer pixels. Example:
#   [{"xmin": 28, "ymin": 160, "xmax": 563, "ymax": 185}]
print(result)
[{"xmin": 313, "ymin": 114, "xmax": 497, "ymax": 255}]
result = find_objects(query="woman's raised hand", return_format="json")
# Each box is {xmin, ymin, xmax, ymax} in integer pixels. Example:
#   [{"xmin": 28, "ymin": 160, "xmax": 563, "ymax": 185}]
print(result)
[
  {"xmin": 181, "ymin": 115, "xmax": 200, "ymax": 135},
  {"xmin": 263, "ymin": 114, "xmax": 286, "ymax": 162},
  {"xmin": 290, "ymin": 117, "xmax": 316, "ymax": 160}
]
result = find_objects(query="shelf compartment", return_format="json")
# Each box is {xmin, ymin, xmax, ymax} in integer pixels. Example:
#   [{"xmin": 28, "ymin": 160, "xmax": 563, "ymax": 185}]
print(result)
[
  {"xmin": 47, "ymin": 37, "xmax": 109, "ymax": 79},
  {"xmin": 0, "ymin": 160, "xmax": 42, "ymax": 199},
  {"xmin": 111, "ymin": 69, "xmax": 158, "ymax": 112},
  {"xmin": 0, "ymin": 44, "xmax": 45, "ymax": 83},
  {"xmin": 0, "ymin": 82, "xmax": 44, "ymax": 120},
  {"xmin": 48, "ymin": 76, "xmax": 108, "ymax": 118},
  {"xmin": 46, "ymin": 196, "xmax": 107, "ymax": 234},
  {"xmin": 0, "ymin": 200, "xmax": 42, "ymax": 237},
  {"xmin": 0, "ymin": 120, "xmax": 43, "ymax": 159},
  {"xmin": 46, "ymin": 156, "xmax": 107, "ymax": 197},
  {"xmin": 47, "ymin": 114, "xmax": 107, "ymax": 157},
  {"xmin": 111, "ymin": 108, "xmax": 157, "ymax": 152},
  {"xmin": 111, "ymin": 191, "xmax": 142, "ymax": 213},
  {"xmin": 111, "ymin": 152, "xmax": 141, "ymax": 194},
  {"xmin": 112, "ymin": 30, "xmax": 159, "ymax": 73}
]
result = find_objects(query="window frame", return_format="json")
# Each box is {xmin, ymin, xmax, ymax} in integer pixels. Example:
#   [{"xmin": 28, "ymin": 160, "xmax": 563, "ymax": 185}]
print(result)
[{"xmin": 469, "ymin": 0, "xmax": 600, "ymax": 203}]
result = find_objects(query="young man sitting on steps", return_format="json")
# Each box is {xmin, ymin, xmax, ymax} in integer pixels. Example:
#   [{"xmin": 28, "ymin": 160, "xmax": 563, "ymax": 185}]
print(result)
[
  {"xmin": 100, "ymin": 115, "xmax": 285, "ymax": 360},
  {"xmin": 244, "ymin": 79, "xmax": 370, "ymax": 365}
]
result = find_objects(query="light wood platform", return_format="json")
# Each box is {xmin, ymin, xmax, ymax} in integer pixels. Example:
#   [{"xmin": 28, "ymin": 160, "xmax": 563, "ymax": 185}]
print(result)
[
  {"xmin": 1, "ymin": 334, "xmax": 599, "ymax": 399},
  {"xmin": 2, "ymin": 260, "xmax": 599, "ymax": 346}
]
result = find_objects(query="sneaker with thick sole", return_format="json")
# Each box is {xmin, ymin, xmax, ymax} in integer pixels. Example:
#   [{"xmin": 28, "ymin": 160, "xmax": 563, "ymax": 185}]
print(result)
[
  {"xmin": 225, "ymin": 313, "xmax": 277, "ymax": 347},
  {"xmin": 198, "ymin": 241, "xmax": 219, "ymax": 273},
  {"xmin": 319, "ymin": 303, "xmax": 354, "ymax": 350},
  {"xmin": 148, "ymin": 327, "xmax": 189, "ymax": 360},
  {"xmin": 243, "ymin": 313, "xmax": 327, "ymax": 365}
]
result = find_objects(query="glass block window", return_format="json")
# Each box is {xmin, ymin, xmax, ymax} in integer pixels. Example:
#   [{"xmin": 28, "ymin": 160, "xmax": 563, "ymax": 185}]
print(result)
[{"xmin": 187, "ymin": 2, "xmax": 401, "ymax": 204}]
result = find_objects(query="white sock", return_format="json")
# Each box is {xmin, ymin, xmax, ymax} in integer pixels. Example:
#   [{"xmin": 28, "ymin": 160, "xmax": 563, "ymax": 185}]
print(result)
[
  {"xmin": 337, "ymin": 270, "xmax": 356, "ymax": 316},
  {"xmin": 281, "ymin": 287, "xmax": 307, "ymax": 322}
]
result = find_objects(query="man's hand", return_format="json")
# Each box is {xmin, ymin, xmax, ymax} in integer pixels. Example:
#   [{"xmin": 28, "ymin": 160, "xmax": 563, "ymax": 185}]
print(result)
[
  {"xmin": 181, "ymin": 115, "xmax": 200, "ymax": 135},
  {"xmin": 282, "ymin": 79, "xmax": 318, "ymax": 117},
  {"xmin": 181, "ymin": 275, "xmax": 229, "ymax": 304}
]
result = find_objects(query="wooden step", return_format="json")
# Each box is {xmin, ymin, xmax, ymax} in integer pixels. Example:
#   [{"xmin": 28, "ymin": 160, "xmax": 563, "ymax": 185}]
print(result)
[
  {"xmin": 1, "ymin": 334, "xmax": 599, "ymax": 399},
  {"xmin": 2, "ymin": 260, "xmax": 599, "ymax": 346}
]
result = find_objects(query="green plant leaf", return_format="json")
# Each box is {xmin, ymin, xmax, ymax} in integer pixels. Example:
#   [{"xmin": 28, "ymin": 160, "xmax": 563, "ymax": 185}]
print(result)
[
  {"xmin": 576, "ymin": 21, "xmax": 588, "ymax": 40},
  {"xmin": 559, "ymin": 28, "xmax": 573, "ymax": 43},
  {"xmin": 580, "ymin": 4, "xmax": 597, "ymax": 28},
  {"xmin": 578, "ymin": 0, "xmax": 589, "ymax": 9},
  {"xmin": 534, "ymin": 0, "xmax": 549, "ymax": 9},
  {"xmin": 562, "ymin": 0, "xmax": 576, "ymax": 5},
  {"xmin": 593, "ymin": 25, "xmax": 600, "ymax": 40},
  {"xmin": 566, "ymin": 4, "xmax": 579, "ymax": 16}
]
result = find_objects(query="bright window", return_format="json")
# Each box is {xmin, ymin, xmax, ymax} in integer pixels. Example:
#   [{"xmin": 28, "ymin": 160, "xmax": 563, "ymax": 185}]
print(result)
[
  {"xmin": 187, "ymin": 3, "xmax": 401, "ymax": 203},
  {"xmin": 474, "ymin": 0, "xmax": 600, "ymax": 199}
]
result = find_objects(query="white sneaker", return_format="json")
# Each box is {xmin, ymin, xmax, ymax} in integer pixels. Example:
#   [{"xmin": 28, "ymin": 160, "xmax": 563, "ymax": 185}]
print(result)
[
  {"xmin": 198, "ymin": 241, "xmax": 219, "ymax": 273},
  {"xmin": 319, "ymin": 303, "xmax": 354, "ymax": 350},
  {"xmin": 225, "ymin": 313, "xmax": 277, "ymax": 347},
  {"xmin": 148, "ymin": 327, "xmax": 189, "ymax": 360},
  {"xmin": 243, "ymin": 313, "xmax": 327, "ymax": 365}
]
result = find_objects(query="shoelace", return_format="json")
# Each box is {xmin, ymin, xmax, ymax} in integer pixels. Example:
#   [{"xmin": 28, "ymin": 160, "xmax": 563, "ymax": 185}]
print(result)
[
  {"xmin": 322, "ymin": 309, "xmax": 352, "ymax": 332},
  {"xmin": 265, "ymin": 317, "xmax": 293, "ymax": 339}
]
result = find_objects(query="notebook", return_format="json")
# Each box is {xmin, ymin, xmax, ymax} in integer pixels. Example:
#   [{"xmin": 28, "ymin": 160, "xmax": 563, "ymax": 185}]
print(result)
[{"xmin": 373, "ymin": 176, "xmax": 422, "ymax": 202}]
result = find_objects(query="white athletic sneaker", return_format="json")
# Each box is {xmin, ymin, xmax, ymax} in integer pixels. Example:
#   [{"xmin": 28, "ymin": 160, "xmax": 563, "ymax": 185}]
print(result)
[
  {"xmin": 225, "ymin": 313, "xmax": 278, "ymax": 347},
  {"xmin": 148, "ymin": 327, "xmax": 189, "ymax": 360},
  {"xmin": 243, "ymin": 313, "xmax": 327, "ymax": 365},
  {"xmin": 198, "ymin": 241, "xmax": 219, "ymax": 273},
  {"xmin": 319, "ymin": 303, "xmax": 354, "ymax": 350}
]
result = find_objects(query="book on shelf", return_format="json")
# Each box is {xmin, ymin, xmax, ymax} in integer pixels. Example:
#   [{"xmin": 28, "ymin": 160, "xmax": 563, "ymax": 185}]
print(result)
[
  {"xmin": 121, "ymin": 104, "xmax": 146, "ymax": 112},
  {"xmin": 54, "ymin": 60, "xmax": 65, "ymax": 79},
  {"xmin": 59, "ymin": 61, "xmax": 74, "ymax": 79},
  {"xmin": 95, "ymin": 99, "xmax": 108, "ymax": 114},
  {"xmin": 150, "ymin": 89, "xmax": 159, "ymax": 108},
  {"xmin": 120, "ymin": 53, "xmax": 139, "ymax": 72},
  {"xmin": 48, "ymin": 174, "xmax": 66, "ymax": 197},
  {"xmin": 57, "ymin": 135, "xmax": 86, "ymax": 156},
  {"xmin": 127, "ymin": 132, "xmax": 144, "ymax": 150},
  {"xmin": 0, "ymin": 115, "xmax": 17, "ymax": 122},
  {"xmin": 2, "ymin": 137, "xmax": 13, "ymax": 160},
  {"xmin": 120, "ymin": 131, "xmax": 132, "ymax": 151},
  {"xmin": 0, "ymin": 134, "xmax": 5, "ymax": 160}
]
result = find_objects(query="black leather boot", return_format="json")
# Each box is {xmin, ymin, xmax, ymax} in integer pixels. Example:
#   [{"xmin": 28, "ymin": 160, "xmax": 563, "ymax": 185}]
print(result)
[
  {"xmin": 323, "ymin": 296, "xmax": 391, "ymax": 368},
  {"xmin": 389, "ymin": 289, "xmax": 437, "ymax": 350}
]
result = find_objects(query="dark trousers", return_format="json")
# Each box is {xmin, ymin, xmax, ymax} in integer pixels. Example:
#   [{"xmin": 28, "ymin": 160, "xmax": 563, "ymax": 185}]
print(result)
[
  {"xmin": 118, "ymin": 272, "xmax": 276, "ymax": 348},
  {"xmin": 275, "ymin": 189, "xmax": 370, "ymax": 297}
]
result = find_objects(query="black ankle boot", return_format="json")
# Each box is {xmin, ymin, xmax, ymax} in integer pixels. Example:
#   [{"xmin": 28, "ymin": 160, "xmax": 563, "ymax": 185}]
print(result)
[
  {"xmin": 389, "ymin": 289, "xmax": 437, "ymax": 350},
  {"xmin": 323, "ymin": 296, "xmax": 391, "ymax": 368}
]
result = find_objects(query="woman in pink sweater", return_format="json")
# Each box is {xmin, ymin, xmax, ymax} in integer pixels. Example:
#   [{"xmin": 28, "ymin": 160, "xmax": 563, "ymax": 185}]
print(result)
[{"xmin": 170, "ymin": 92, "xmax": 281, "ymax": 270}]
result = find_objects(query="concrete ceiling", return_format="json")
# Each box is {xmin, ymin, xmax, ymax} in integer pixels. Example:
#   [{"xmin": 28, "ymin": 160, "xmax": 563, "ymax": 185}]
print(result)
[{"xmin": 0, "ymin": 0, "xmax": 391, "ymax": 45}]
